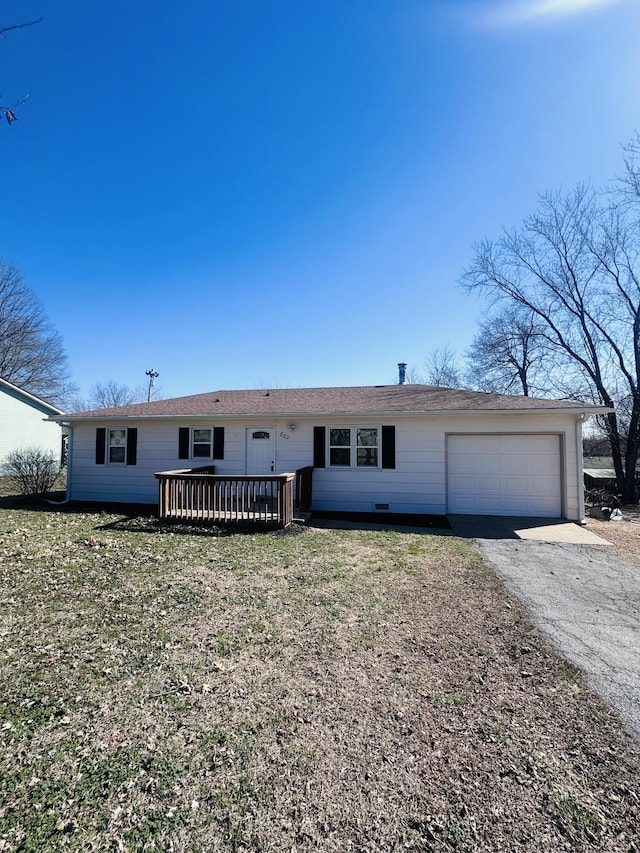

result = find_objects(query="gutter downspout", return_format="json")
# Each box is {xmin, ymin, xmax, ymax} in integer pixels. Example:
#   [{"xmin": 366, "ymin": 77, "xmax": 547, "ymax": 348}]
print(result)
[
  {"xmin": 576, "ymin": 414, "xmax": 586, "ymax": 524},
  {"xmin": 65, "ymin": 423, "xmax": 73, "ymax": 502},
  {"xmin": 44, "ymin": 422, "xmax": 73, "ymax": 506}
]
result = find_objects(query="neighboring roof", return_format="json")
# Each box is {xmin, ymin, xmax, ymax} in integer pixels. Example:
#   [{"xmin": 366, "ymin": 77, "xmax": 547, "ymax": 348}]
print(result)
[
  {"xmin": 584, "ymin": 468, "xmax": 617, "ymax": 479},
  {"xmin": 55, "ymin": 384, "xmax": 611, "ymax": 421},
  {"xmin": 0, "ymin": 377, "xmax": 64, "ymax": 416}
]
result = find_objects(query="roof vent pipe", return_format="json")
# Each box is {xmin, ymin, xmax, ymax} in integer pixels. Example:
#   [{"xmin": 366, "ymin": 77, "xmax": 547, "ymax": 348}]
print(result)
[{"xmin": 398, "ymin": 363, "xmax": 407, "ymax": 385}]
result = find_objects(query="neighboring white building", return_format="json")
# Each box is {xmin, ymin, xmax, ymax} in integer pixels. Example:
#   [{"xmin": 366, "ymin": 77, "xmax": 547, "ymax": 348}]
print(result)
[
  {"xmin": 54, "ymin": 382, "xmax": 609, "ymax": 523},
  {"xmin": 0, "ymin": 378, "xmax": 64, "ymax": 467}
]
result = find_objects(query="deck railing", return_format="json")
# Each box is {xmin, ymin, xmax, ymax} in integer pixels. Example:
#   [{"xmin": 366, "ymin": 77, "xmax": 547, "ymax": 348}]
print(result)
[
  {"xmin": 155, "ymin": 467, "xmax": 295, "ymax": 528},
  {"xmin": 295, "ymin": 466, "xmax": 314, "ymax": 512}
]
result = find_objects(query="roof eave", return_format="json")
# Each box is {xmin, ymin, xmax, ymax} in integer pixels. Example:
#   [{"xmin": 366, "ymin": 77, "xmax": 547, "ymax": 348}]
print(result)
[
  {"xmin": 52, "ymin": 405, "xmax": 612, "ymax": 423},
  {"xmin": 0, "ymin": 378, "xmax": 64, "ymax": 416}
]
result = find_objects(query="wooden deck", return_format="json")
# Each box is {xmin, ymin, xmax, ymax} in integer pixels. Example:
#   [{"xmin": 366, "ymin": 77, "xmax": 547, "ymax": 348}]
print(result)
[{"xmin": 155, "ymin": 467, "xmax": 296, "ymax": 528}]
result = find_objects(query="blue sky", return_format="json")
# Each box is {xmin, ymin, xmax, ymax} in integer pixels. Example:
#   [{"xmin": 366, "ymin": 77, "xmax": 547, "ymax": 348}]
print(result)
[{"xmin": 1, "ymin": 0, "xmax": 638, "ymax": 399}]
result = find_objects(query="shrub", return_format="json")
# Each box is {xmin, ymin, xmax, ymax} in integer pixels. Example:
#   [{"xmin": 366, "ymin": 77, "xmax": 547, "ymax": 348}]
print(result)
[{"xmin": 2, "ymin": 446, "xmax": 60, "ymax": 496}]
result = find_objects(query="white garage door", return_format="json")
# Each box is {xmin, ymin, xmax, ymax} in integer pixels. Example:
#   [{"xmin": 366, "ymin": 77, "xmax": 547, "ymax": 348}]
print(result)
[{"xmin": 447, "ymin": 434, "xmax": 562, "ymax": 517}]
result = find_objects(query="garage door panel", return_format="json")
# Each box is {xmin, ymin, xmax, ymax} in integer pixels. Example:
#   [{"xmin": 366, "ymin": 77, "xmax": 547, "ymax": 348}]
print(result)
[
  {"xmin": 447, "ymin": 434, "xmax": 562, "ymax": 517},
  {"xmin": 501, "ymin": 457, "xmax": 528, "ymax": 475},
  {"xmin": 449, "ymin": 454, "xmax": 480, "ymax": 473},
  {"xmin": 454, "ymin": 495, "xmax": 503, "ymax": 513},
  {"xmin": 532, "ymin": 458, "xmax": 558, "ymax": 475},
  {"xmin": 502, "ymin": 437, "xmax": 530, "ymax": 453},
  {"xmin": 503, "ymin": 497, "xmax": 531, "ymax": 513},
  {"xmin": 465, "ymin": 436, "xmax": 501, "ymax": 453}
]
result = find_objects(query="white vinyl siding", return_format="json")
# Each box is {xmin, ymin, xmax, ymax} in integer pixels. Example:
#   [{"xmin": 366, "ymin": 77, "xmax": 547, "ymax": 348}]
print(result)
[{"xmin": 0, "ymin": 386, "xmax": 62, "ymax": 467}]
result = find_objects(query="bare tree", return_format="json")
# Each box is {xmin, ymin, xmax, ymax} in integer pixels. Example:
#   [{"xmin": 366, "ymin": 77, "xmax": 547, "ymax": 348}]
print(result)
[
  {"xmin": 0, "ymin": 18, "xmax": 42, "ymax": 124},
  {"xmin": 0, "ymin": 259, "xmax": 76, "ymax": 406},
  {"xmin": 465, "ymin": 306, "xmax": 552, "ymax": 396},
  {"xmin": 90, "ymin": 381, "xmax": 144, "ymax": 408},
  {"xmin": 396, "ymin": 367, "xmax": 426, "ymax": 385},
  {"xmin": 70, "ymin": 381, "xmax": 154, "ymax": 412},
  {"xmin": 424, "ymin": 345, "xmax": 464, "ymax": 388},
  {"xmin": 2, "ymin": 446, "xmax": 59, "ymax": 496},
  {"xmin": 463, "ymin": 181, "xmax": 640, "ymax": 503}
]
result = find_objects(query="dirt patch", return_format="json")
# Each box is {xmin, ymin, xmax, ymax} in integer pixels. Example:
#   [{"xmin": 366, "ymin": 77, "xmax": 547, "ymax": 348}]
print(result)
[
  {"xmin": 0, "ymin": 506, "xmax": 639, "ymax": 851},
  {"xmin": 586, "ymin": 504, "xmax": 640, "ymax": 567}
]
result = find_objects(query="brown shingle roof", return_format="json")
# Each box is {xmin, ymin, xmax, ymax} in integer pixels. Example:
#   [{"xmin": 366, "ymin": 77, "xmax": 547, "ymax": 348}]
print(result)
[{"xmin": 58, "ymin": 385, "xmax": 609, "ymax": 420}]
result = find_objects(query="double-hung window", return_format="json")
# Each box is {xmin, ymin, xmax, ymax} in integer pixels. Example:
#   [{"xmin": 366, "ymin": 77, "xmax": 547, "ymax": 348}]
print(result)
[
  {"xmin": 328, "ymin": 427, "xmax": 379, "ymax": 468},
  {"xmin": 329, "ymin": 428, "xmax": 351, "ymax": 466},
  {"xmin": 178, "ymin": 426, "xmax": 224, "ymax": 461},
  {"xmin": 356, "ymin": 427, "xmax": 379, "ymax": 467},
  {"xmin": 95, "ymin": 427, "xmax": 137, "ymax": 466},
  {"xmin": 192, "ymin": 428, "xmax": 212, "ymax": 458},
  {"xmin": 108, "ymin": 429, "xmax": 127, "ymax": 464}
]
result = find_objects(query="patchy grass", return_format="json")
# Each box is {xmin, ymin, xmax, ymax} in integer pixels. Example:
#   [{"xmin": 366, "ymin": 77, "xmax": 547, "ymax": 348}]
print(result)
[{"xmin": 0, "ymin": 500, "xmax": 639, "ymax": 852}]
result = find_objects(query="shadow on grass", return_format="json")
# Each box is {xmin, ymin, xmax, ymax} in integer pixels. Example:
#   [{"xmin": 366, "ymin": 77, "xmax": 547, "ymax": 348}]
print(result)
[
  {"xmin": 0, "ymin": 491, "xmax": 71, "ymax": 511},
  {"xmin": 96, "ymin": 514, "xmax": 235, "ymax": 537},
  {"xmin": 0, "ymin": 492, "xmax": 232, "ymax": 537},
  {"xmin": 0, "ymin": 491, "xmax": 163, "ymax": 527},
  {"xmin": 0, "ymin": 490, "xmax": 450, "ymax": 540},
  {"xmin": 95, "ymin": 515, "xmax": 313, "ymax": 538}
]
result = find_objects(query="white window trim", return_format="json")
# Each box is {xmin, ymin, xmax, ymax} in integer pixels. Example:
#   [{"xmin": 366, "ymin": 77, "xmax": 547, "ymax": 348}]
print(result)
[
  {"xmin": 327, "ymin": 425, "xmax": 381, "ymax": 470},
  {"xmin": 107, "ymin": 428, "xmax": 127, "ymax": 465}
]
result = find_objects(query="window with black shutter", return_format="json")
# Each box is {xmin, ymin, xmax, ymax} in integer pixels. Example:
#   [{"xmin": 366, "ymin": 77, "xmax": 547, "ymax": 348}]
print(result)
[
  {"xmin": 323, "ymin": 426, "xmax": 388, "ymax": 470},
  {"xmin": 96, "ymin": 427, "xmax": 137, "ymax": 465},
  {"xmin": 178, "ymin": 426, "xmax": 225, "ymax": 460}
]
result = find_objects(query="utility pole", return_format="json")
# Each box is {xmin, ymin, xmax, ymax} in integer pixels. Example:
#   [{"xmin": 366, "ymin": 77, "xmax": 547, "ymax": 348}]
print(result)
[{"xmin": 146, "ymin": 369, "xmax": 159, "ymax": 402}]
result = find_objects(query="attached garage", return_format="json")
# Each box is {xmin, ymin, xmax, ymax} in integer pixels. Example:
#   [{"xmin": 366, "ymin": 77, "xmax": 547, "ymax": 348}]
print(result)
[{"xmin": 447, "ymin": 434, "xmax": 563, "ymax": 517}]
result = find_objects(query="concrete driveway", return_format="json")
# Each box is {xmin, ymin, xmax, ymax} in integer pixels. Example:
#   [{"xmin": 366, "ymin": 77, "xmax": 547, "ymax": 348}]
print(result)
[{"xmin": 449, "ymin": 515, "xmax": 640, "ymax": 744}]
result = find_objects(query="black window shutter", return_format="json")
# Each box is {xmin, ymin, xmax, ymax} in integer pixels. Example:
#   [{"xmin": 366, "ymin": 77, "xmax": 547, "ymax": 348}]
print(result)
[
  {"xmin": 213, "ymin": 427, "xmax": 225, "ymax": 460},
  {"xmin": 313, "ymin": 426, "xmax": 326, "ymax": 468},
  {"xmin": 95, "ymin": 428, "xmax": 106, "ymax": 465},
  {"xmin": 381, "ymin": 425, "xmax": 395, "ymax": 469},
  {"xmin": 178, "ymin": 427, "xmax": 190, "ymax": 459},
  {"xmin": 126, "ymin": 428, "xmax": 138, "ymax": 466}
]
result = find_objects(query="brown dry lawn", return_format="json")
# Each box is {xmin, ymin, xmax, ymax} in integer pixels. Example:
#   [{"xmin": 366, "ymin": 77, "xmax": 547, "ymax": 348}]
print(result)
[
  {"xmin": 1, "ymin": 494, "xmax": 639, "ymax": 852},
  {"xmin": 587, "ymin": 505, "xmax": 640, "ymax": 568}
]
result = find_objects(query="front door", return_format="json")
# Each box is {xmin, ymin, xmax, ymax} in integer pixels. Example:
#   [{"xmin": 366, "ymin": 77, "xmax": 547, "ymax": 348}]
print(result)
[{"xmin": 246, "ymin": 427, "xmax": 276, "ymax": 474}]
